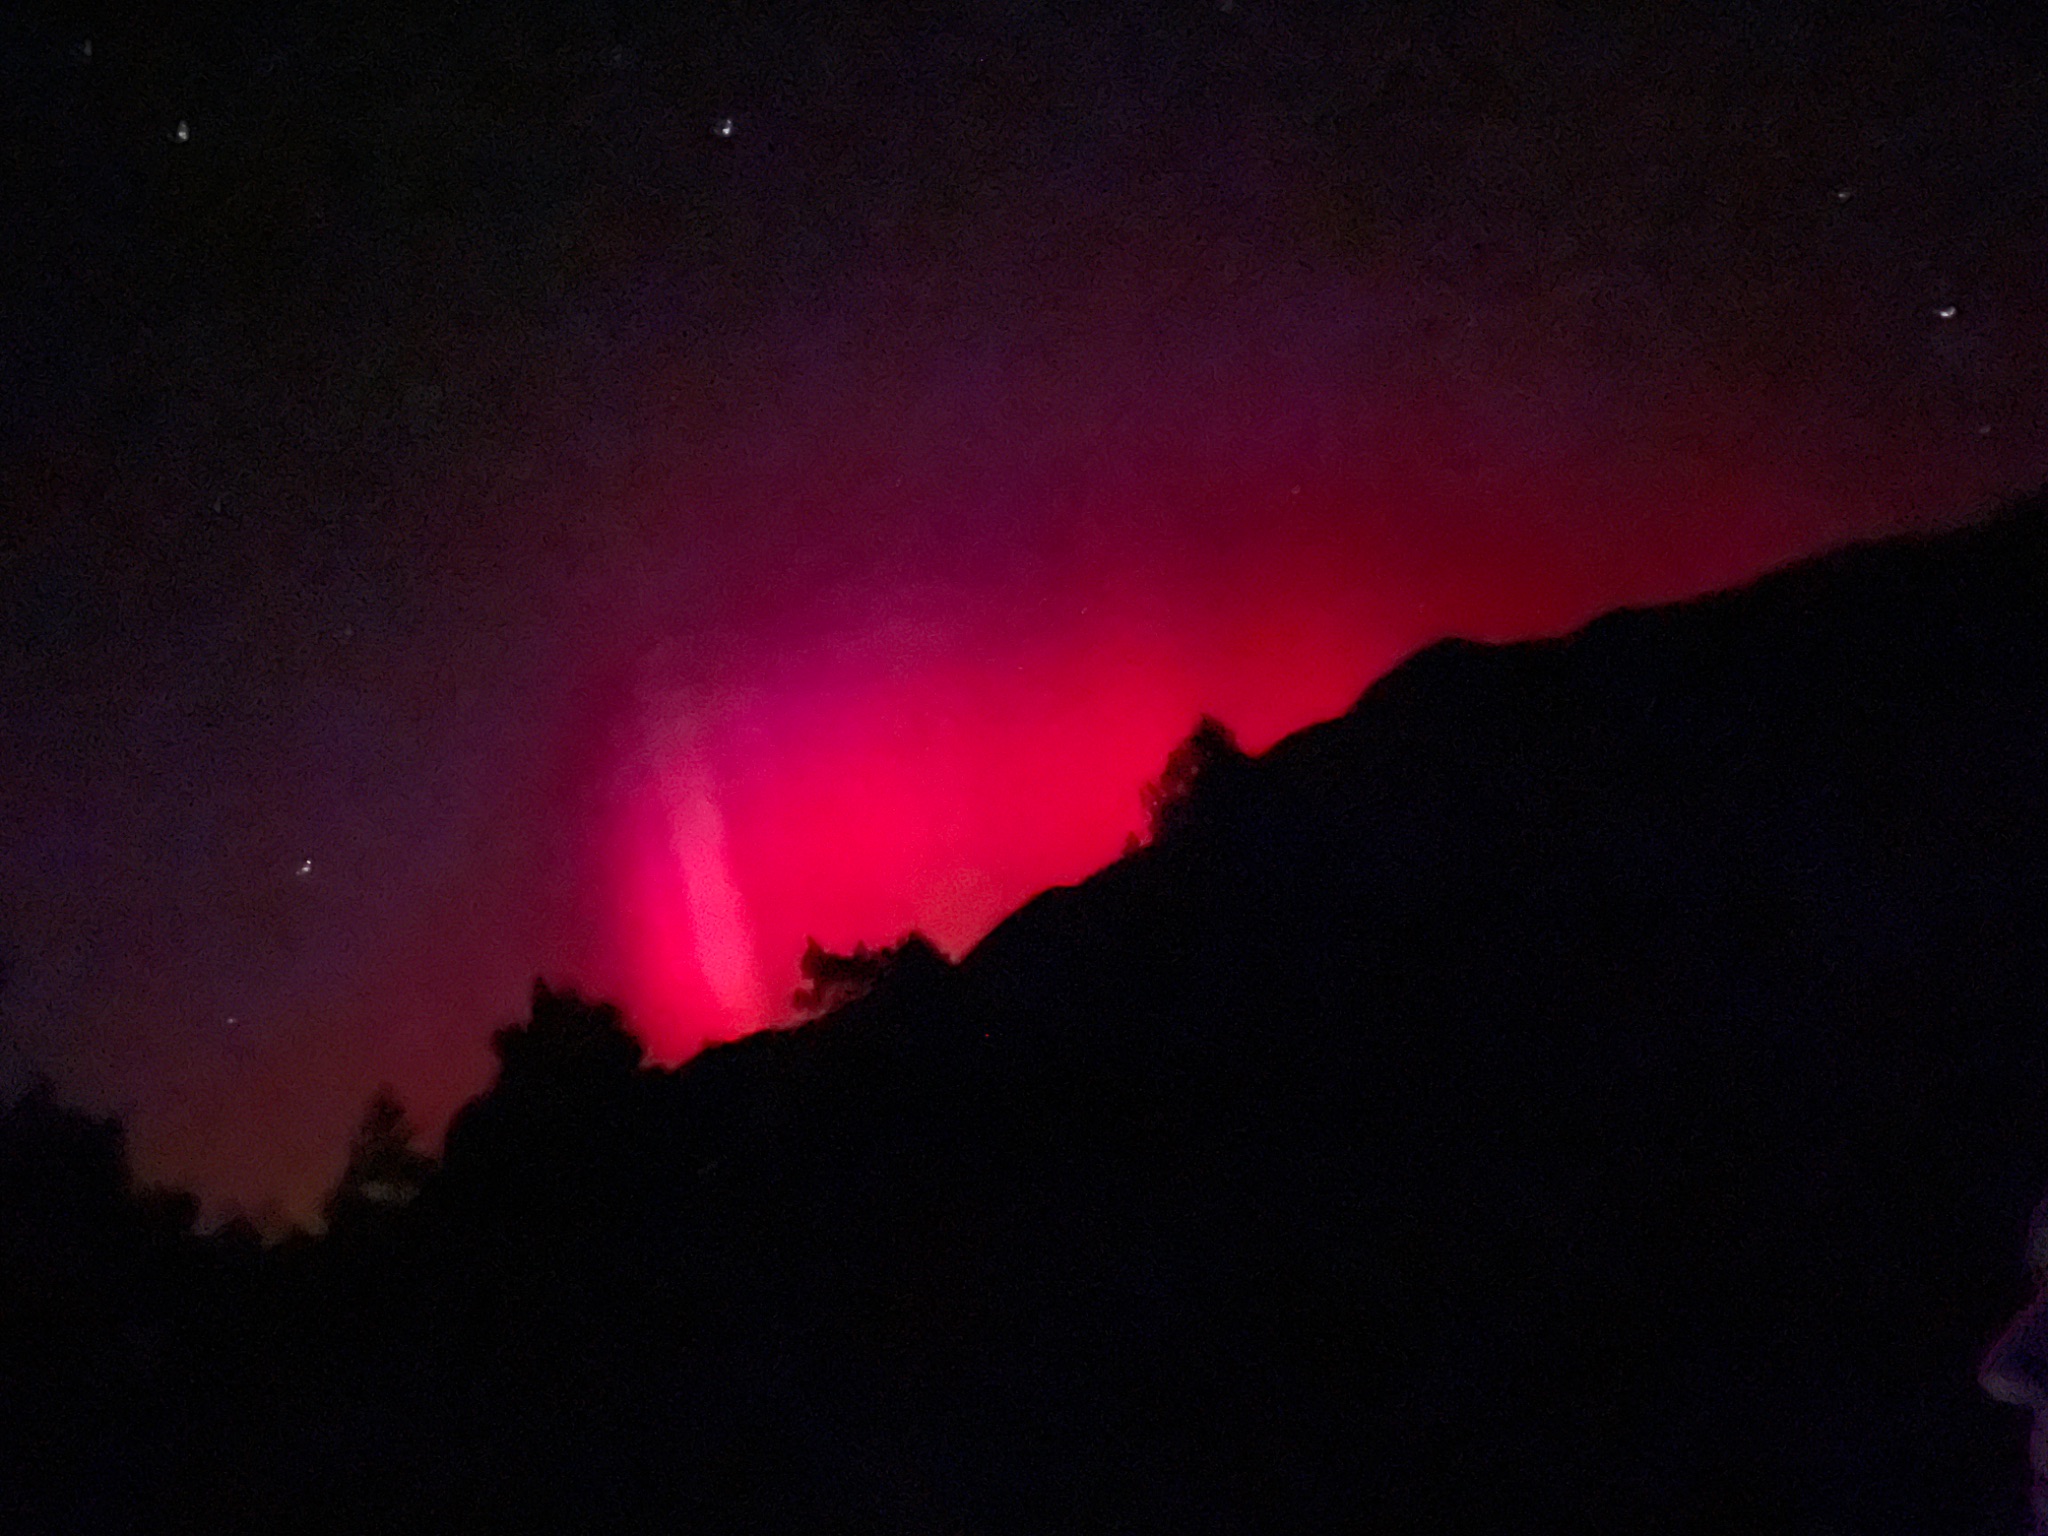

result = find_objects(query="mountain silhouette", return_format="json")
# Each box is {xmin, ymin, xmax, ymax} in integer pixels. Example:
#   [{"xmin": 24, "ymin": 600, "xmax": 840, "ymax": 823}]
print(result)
[
  {"xmin": 932, "ymin": 494, "xmax": 2048, "ymax": 1531},
  {"xmin": 8, "ymin": 493, "xmax": 2048, "ymax": 1533}
]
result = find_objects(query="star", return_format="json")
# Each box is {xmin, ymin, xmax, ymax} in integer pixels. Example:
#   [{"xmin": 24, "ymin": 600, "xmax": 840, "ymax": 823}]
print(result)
[
  {"xmin": 1937, "ymin": 305, "xmax": 1957, "ymax": 320},
  {"xmin": 295, "ymin": 859, "xmax": 314, "ymax": 878},
  {"xmin": 714, "ymin": 117, "xmax": 735, "ymax": 139}
]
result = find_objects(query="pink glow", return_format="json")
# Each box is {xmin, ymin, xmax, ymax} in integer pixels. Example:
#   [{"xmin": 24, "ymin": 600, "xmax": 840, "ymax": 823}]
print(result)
[
  {"xmin": 545, "ymin": 296, "xmax": 1991, "ymax": 1066},
  {"xmin": 589, "ymin": 497, "xmax": 1450, "ymax": 1057}
]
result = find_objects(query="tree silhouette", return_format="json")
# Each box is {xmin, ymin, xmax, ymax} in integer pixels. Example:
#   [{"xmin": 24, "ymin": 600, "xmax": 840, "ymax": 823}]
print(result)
[
  {"xmin": 438, "ymin": 980, "xmax": 654, "ymax": 1222},
  {"xmin": 322, "ymin": 1086, "xmax": 435, "ymax": 1237},
  {"xmin": 491, "ymin": 978, "xmax": 645, "ymax": 1085},
  {"xmin": 1140, "ymin": 714, "xmax": 1251, "ymax": 844},
  {"xmin": 0, "ymin": 1078, "xmax": 128, "ymax": 1227},
  {"xmin": 791, "ymin": 938, "xmax": 889, "ymax": 1014}
]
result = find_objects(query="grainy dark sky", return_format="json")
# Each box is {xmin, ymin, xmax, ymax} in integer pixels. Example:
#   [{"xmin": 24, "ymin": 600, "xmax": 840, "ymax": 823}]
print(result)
[{"xmin": 5, "ymin": 0, "xmax": 2046, "ymax": 1220}]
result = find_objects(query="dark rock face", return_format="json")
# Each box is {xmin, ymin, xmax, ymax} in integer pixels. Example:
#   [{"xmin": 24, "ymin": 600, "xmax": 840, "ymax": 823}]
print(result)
[{"xmin": 945, "ymin": 495, "xmax": 2048, "ymax": 1533}]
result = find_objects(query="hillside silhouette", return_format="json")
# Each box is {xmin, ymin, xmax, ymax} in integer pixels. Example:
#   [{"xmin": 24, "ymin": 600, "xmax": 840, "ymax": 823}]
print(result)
[{"xmin": 8, "ymin": 493, "xmax": 2048, "ymax": 1532}]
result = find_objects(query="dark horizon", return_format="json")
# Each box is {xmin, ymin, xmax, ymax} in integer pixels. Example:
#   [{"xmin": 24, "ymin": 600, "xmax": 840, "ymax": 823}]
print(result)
[
  {"xmin": 11, "ymin": 488, "xmax": 2048, "ymax": 1531},
  {"xmin": 8, "ymin": 0, "xmax": 2048, "ymax": 1217},
  {"xmin": 47, "ymin": 479, "xmax": 2048, "ymax": 1236}
]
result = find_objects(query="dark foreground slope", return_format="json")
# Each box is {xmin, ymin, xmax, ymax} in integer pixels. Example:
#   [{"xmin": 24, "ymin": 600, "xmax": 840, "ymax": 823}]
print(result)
[{"xmin": 8, "ymin": 494, "xmax": 2048, "ymax": 1534}]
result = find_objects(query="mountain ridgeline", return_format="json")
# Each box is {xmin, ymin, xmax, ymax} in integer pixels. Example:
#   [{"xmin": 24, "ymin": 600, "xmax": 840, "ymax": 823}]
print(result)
[{"xmin": 8, "ymin": 495, "xmax": 2048, "ymax": 1532}]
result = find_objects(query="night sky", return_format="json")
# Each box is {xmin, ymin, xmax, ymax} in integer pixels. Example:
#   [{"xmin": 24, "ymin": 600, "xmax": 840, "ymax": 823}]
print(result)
[{"xmin": 6, "ymin": 0, "xmax": 2047, "ymax": 1221}]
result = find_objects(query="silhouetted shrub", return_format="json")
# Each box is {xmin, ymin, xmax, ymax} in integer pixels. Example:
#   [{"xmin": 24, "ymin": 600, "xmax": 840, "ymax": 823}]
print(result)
[
  {"xmin": 792, "ymin": 931, "xmax": 947, "ymax": 1015},
  {"xmin": 1141, "ymin": 714, "xmax": 1251, "ymax": 843}
]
